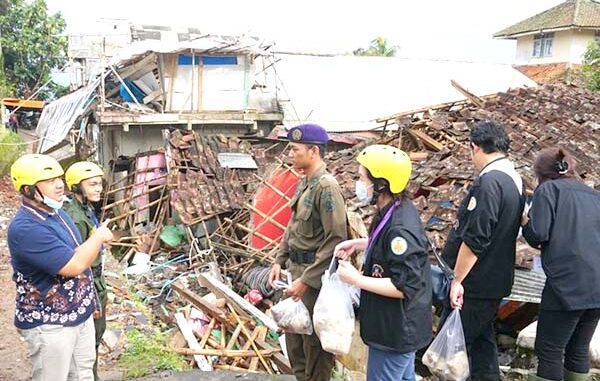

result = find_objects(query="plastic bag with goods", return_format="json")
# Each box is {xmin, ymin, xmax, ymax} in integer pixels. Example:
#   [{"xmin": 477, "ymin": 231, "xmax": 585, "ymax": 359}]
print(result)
[
  {"xmin": 312, "ymin": 261, "xmax": 355, "ymax": 355},
  {"xmin": 271, "ymin": 297, "xmax": 313, "ymax": 335},
  {"xmin": 423, "ymin": 308, "xmax": 470, "ymax": 381}
]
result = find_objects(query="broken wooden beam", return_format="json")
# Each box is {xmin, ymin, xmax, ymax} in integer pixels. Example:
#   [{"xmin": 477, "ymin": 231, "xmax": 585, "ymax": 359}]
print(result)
[
  {"xmin": 171, "ymin": 282, "xmax": 229, "ymax": 323},
  {"xmin": 174, "ymin": 312, "xmax": 213, "ymax": 371},
  {"xmin": 406, "ymin": 128, "xmax": 445, "ymax": 152},
  {"xmin": 198, "ymin": 273, "xmax": 279, "ymax": 332}
]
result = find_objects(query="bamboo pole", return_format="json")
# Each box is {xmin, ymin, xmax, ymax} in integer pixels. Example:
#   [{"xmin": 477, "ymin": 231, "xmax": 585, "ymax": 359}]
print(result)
[
  {"xmin": 252, "ymin": 173, "xmax": 291, "ymax": 202},
  {"xmin": 225, "ymin": 324, "xmax": 243, "ymax": 350},
  {"xmin": 198, "ymin": 318, "xmax": 216, "ymax": 349},
  {"xmin": 102, "ymin": 184, "xmax": 166, "ymax": 210},
  {"xmin": 173, "ymin": 348, "xmax": 279, "ymax": 357},
  {"xmin": 227, "ymin": 304, "xmax": 272, "ymax": 373},
  {"xmin": 105, "ymin": 174, "xmax": 168, "ymax": 196},
  {"xmin": 106, "ymin": 195, "xmax": 169, "ymax": 224},
  {"xmin": 244, "ymin": 203, "xmax": 287, "ymax": 231}
]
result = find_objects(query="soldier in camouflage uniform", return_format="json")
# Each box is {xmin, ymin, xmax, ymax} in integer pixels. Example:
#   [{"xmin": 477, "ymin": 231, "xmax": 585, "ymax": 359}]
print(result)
[
  {"xmin": 269, "ymin": 124, "xmax": 348, "ymax": 381},
  {"xmin": 64, "ymin": 161, "xmax": 108, "ymax": 381}
]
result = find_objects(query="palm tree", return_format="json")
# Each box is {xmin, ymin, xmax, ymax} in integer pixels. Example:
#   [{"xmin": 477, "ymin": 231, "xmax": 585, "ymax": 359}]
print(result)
[{"xmin": 353, "ymin": 36, "xmax": 397, "ymax": 57}]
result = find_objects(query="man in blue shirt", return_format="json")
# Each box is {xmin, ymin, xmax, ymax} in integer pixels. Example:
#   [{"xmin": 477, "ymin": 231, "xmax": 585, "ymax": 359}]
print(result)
[{"xmin": 8, "ymin": 154, "xmax": 113, "ymax": 381}]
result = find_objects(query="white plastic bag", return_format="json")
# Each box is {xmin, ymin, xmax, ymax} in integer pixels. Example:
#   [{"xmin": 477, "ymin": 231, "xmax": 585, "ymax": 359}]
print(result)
[
  {"xmin": 271, "ymin": 298, "xmax": 313, "ymax": 335},
  {"xmin": 313, "ymin": 263, "xmax": 355, "ymax": 355},
  {"xmin": 423, "ymin": 309, "xmax": 470, "ymax": 381}
]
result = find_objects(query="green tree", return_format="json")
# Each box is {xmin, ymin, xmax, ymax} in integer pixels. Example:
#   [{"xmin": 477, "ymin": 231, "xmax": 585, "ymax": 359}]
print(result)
[
  {"xmin": 353, "ymin": 36, "xmax": 398, "ymax": 57},
  {"xmin": 0, "ymin": 0, "xmax": 67, "ymax": 100},
  {"xmin": 582, "ymin": 41, "xmax": 600, "ymax": 92}
]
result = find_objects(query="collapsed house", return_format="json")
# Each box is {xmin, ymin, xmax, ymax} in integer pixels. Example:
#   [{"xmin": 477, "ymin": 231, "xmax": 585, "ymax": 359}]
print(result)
[
  {"xmin": 91, "ymin": 83, "xmax": 599, "ymax": 375},
  {"xmin": 30, "ymin": 26, "xmax": 599, "ymax": 374},
  {"xmin": 35, "ymin": 33, "xmax": 283, "ymax": 163}
]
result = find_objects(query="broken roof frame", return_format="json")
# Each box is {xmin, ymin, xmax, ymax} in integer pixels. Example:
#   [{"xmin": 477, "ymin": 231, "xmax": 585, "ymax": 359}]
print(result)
[{"xmin": 35, "ymin": 33, "xmax": 282, "ymax": 158}]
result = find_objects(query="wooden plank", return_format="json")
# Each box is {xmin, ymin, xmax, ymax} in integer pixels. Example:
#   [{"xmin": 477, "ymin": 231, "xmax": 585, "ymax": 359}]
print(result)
[
  {"xmin": 198, "ymin": 318, "xmax": 216, "ymax": 349},
  {"xmin": 198, "ymin": 60, "xmax": 203, "ymax": 112},
  {"xmin": 244, "ymin": 203, "xmax": 287, "ymax": 231},
  {"xmin": 225, "ymin": 324, "xmax": 243, "ymax": 350},
  {"xmin": 173, "ymin": 347, "xmax": 280, "ymax": 357},
  {"xmin": 171, "ymin": 282, "xmax": 229, "ymax": 323},
  {"xmin": 119, "ymin": 53, "xmax": 157, "ymax": 81},
  {"xmin": 252, "ymin": 173, "xmax": 292, "ymax": 201},
  {"xmin": 197, "ymin": 274, "xmax": 279, "ymax": 332},
  {"xmin": 174, "ymin": 312, "xmax": 213, "ymax": 371},
  {"xmin": 157, "ymin": 54, "xmax": 167, "ymax": 109},
  {"xmin": 143, "ymin": 89, "xmax": 162, "ymax": 104},
  {"xmin": 254, "ymin": 337, "xmax": 292, "ymax": 374},
  {"xmin": 106, "ymin": 57, "xmax": 157, "ymax": 98},
  {"xmin": 166, "ymin": 53, "xmax": 177, "ymax": 112},
  {"xmin": 406, "ymin": 129, "xmax": 445, "ymax": 152},
  {"xmin": 249, "ymin": 326, "xmax": 269, "ymax": 371},
  {"xmin": 231, "ymin": 325, "xmax": 261, "ymax": 367},
  {"xmin": 451, "ymin": 79, "xmax": 485, "ymax": 108},
  {"xmin": 228, "ymin": 305, "xmax": 272, "ymax": 374}
]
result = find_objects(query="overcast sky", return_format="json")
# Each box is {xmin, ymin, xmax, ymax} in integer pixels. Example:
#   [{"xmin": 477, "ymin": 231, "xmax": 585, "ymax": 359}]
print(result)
[{"xmin": 47, "ymin": 0, "xmax": 564, "ymax": 64}]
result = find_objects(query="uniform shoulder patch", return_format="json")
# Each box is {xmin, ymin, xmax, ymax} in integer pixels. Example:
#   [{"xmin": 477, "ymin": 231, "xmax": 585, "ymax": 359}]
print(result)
[
  {"xmin": 322, "ymin": 189, "xmax": 335, "ymax": 212},
  {"xmin": 390, "ymin": 237, "xmax": 408, "ymax": 256},
  {"xmin": 319, "ymin": 174, "xmax": 339, "ymax": 187},
  {"xmin": 467, "ymin": 196, "xmax": 477, "ymax": 211}
]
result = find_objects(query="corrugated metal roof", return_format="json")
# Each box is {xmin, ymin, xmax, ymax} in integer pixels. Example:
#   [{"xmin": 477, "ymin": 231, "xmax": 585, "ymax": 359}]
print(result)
[
  {"xmin": 271, "ymin": 53, "xmax": 537, "ymax": 132},
  {"xmin": 494, "ymin": 0, "xmax": 600, "ymax": 38},
  {"xmin": 506, "ymin": 269, "xmax": 547, "ymax": 304},
  {"xmin": 35, "ymin": 78, "xmax": 101, "ymax": 153}
]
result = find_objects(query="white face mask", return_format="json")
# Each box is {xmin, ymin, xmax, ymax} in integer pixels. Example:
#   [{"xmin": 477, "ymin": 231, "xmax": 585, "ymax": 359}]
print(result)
[
  {"xmin": 42, "ymin": 195, "xmax": 65, "ymax": 210},
  {"xmin": 355, "ymin": 180, "xmax": 373, "ymax": 205}
]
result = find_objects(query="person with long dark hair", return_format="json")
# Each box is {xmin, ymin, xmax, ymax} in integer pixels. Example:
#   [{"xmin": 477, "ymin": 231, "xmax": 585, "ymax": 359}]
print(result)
[
  {"xmin": 334, "ymin": 145, "xmax": 432, "ymax": 381},
  {"xmin": 523, "ymin": 147, "xmax": 600, "ymax": 381}
]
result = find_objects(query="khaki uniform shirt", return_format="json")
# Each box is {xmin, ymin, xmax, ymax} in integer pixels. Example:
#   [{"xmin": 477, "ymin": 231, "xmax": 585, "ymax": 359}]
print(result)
[
  {"xmin": 63, "ymin": 197, "xmax": 107, "ymax": 294},
  {"xmin": 275, "ymin": 163, "xmax": 347, "ymax": 289}
]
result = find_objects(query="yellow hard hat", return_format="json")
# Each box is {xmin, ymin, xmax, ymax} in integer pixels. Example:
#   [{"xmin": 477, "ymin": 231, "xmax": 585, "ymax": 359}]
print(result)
[
  {"xmin": 65, "ymin": 161, "xmax": 104, "ymax": 190},
  {"xmin": 357, "ymin": 145, "xmax": 412, "ymax": 194},
  {"xmin": 10, "ymin": 154, "xmax": 64, "ymax": 191}
]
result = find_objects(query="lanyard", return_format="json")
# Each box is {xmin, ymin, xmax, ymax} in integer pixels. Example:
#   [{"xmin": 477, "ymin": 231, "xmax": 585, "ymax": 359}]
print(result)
[
  {"xmin": 22, "ymin": 204, "xmax": 81, "ymax": 246},
  {"xmin": 364, "ymin": 199, "xmax": 400, "ymax": 265},
  {"xmin": 56, "ymin": 212, "xmax": 82, "ymax": 246}
]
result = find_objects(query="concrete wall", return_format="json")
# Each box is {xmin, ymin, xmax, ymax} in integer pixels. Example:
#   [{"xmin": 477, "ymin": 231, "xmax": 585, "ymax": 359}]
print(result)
[{"xmin": 515, "ymin": 29, "xmax": 597, "ymax": 64}]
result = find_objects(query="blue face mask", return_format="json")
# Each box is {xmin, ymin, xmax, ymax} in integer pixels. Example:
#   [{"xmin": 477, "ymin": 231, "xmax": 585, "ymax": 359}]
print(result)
[
  {"xmin": 42, "ymin": 195, "xmax": 65, "ymax": 210},
  {"xmin": 355, "ymin": 180, "xmax": 373, "ymax": 205}
]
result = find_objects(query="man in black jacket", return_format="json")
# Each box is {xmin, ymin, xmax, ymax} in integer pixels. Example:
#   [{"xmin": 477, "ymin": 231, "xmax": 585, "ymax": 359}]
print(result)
[{"xmin": 442, "ymin": 121, "xmax": 524, "ymax": 381}]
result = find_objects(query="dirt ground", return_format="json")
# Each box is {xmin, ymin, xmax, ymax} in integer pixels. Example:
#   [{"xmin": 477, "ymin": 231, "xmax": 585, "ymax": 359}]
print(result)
[{"xmin": 0, "ymin": 175, "xmax": 31, "ymax": 381}]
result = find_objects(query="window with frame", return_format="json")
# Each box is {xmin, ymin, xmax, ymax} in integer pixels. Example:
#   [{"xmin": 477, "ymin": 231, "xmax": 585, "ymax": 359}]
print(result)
[
  {"xmin": 596, "ymin": 31, "xmax": 600, "ymax": 44},
  {"xmin": 533, "ymin": 33, "xmax": 554, "ymax": 57}
]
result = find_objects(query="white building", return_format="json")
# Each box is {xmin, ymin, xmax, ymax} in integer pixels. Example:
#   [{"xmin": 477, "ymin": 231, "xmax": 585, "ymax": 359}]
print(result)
[{"xmin": 494, "ymin": 0, "xmax": 600, "ymax": 65}]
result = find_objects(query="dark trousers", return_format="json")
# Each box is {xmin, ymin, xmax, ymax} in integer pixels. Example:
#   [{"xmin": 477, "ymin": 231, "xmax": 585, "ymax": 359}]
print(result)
[
  {"xmin": 535, "ymin": 308, "xmax": 600, "ymax": 381},
  {"xmin": 443, "ymin": 298, "xmax": 501, "ymax": 381},
  {"xmin": 285, "ymin": 286, "xmax": 335, "ymax": 381}
]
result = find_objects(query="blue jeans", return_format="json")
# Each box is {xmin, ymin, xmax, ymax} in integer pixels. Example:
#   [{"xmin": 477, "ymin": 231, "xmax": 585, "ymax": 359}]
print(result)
[{"xmin": 367, "ymin": 347, "xmax": 416, "ymax": 381}]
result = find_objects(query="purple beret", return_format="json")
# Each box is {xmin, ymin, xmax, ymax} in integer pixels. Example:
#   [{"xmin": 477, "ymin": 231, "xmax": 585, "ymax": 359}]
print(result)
[{"xmin": 287, "ymin": 124, "xmax": 329, "ymax": 145}]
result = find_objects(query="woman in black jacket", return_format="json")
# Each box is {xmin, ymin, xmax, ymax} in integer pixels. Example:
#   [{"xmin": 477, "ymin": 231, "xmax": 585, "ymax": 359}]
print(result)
[
  {"xmin": 334, "ymin": 145, "xmax": 432, "ymax": 381},
  {"xmin": 523, "ymin": 147, "xmax": 600, "ymax": 381}
]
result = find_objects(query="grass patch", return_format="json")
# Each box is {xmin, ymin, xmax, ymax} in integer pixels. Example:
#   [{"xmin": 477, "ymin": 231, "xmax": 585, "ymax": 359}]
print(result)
[
  {"xmin": 0, "ymin": 129, "xmax": 25, "ymax": 175},
  {"xmin": 120, "ymin": 328, "xmax": 189, "ymax": 379}
]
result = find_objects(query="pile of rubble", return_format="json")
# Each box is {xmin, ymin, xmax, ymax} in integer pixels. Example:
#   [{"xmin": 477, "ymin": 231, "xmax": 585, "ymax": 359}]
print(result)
[
  {"xmin": 96, "ymin": 83, "xmax": 598, "ymax": 376},
  {"xmin": 329, "ymin": 83, "xmax": 599, "ymax": 260}
]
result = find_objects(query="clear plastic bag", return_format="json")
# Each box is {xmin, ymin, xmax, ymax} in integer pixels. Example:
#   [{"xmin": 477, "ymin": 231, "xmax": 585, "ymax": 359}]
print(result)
[
  {"xmin": 313, "ymin": 265, "xmax": 355, "ymax": 355},
  {"xmin": 423, "ymin": 309, "xmax": 470, "ymax": 381},
  {"xmin": 271, "ymin": 298, "xmax": 313, "ymax": 335}
]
